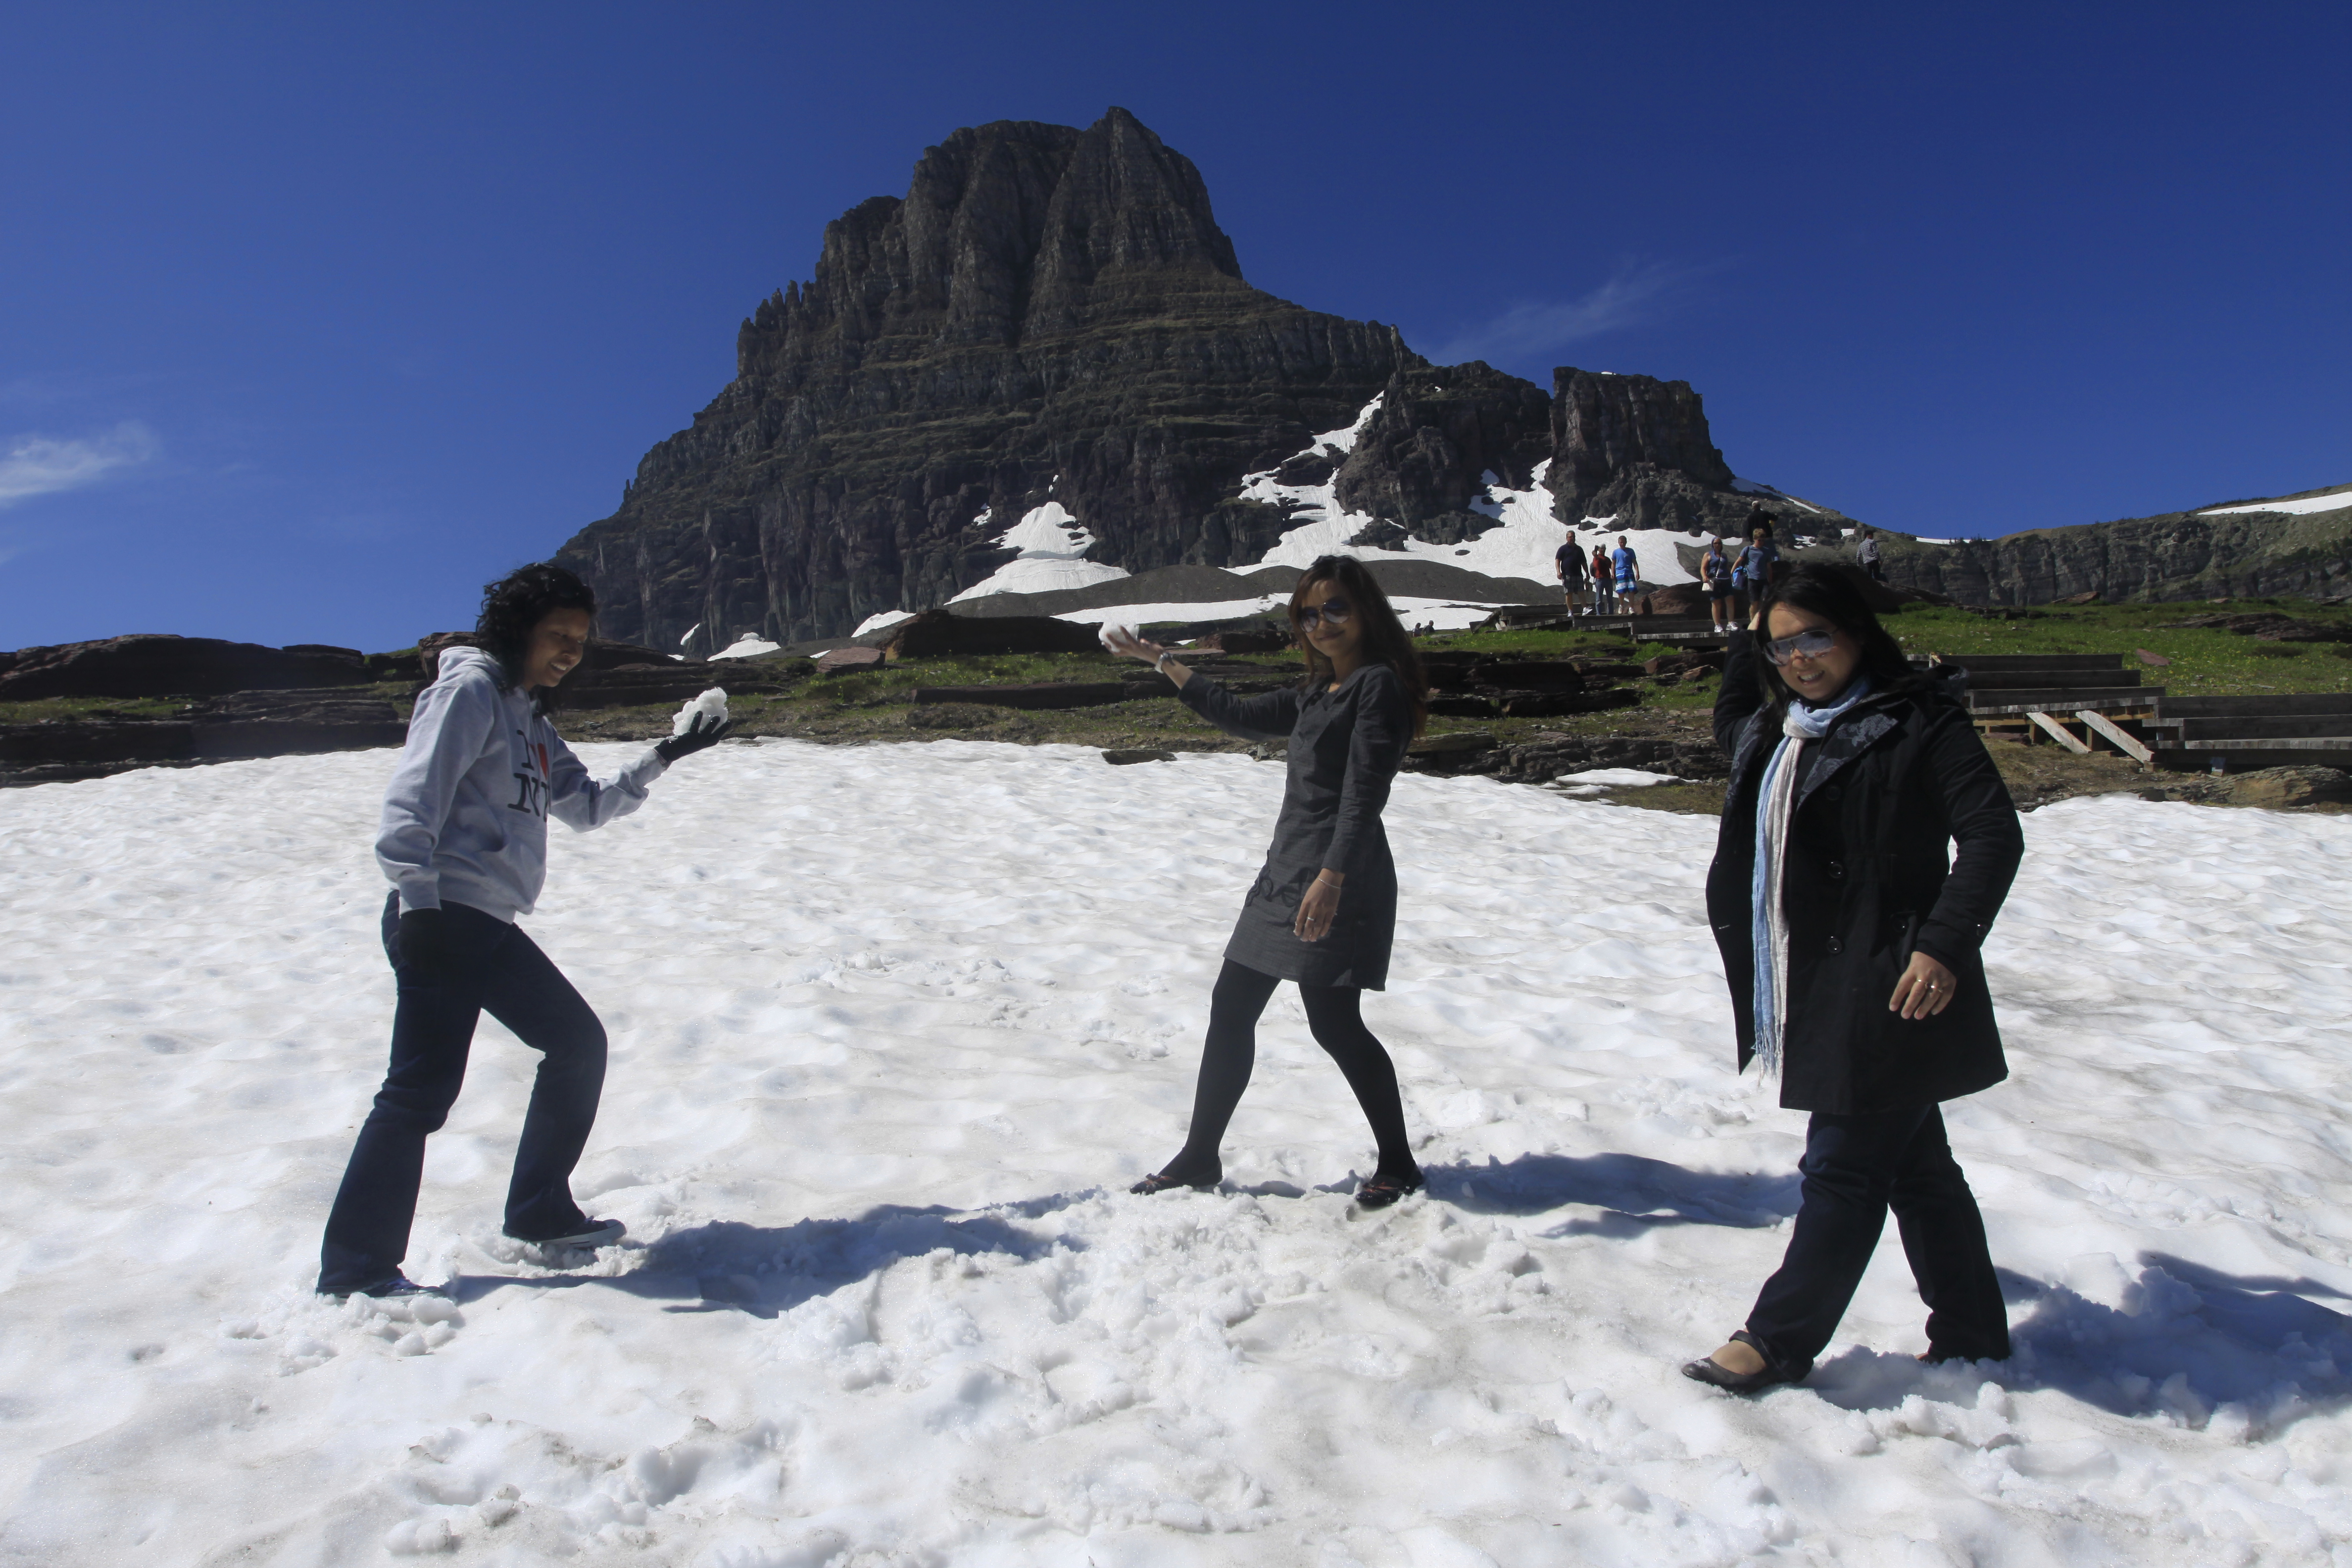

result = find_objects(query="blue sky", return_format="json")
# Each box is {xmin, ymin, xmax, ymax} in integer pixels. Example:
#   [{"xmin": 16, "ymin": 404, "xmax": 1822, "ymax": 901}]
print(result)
[{"xmin": 3, "ymin": 1, "xmax": 2345, "ymax": 651}]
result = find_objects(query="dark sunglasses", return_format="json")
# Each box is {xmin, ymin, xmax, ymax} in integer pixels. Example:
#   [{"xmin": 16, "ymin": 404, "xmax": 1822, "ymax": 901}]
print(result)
[
  {"xmin": 1297, "ymin": 597, "xmax": 1354, "ymax": 631},
  {"xmin": 1762, "ymin": 627, "xmax": 1839, "ymax": 666}
]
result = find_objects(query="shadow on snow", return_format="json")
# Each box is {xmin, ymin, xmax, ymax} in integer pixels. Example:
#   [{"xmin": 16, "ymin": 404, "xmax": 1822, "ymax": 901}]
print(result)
[
  {"xmin": 454, "ymin": 1201, "xmax": 1077, "ymax": 1319},
  {"xmin": 1422, "ymin": 1151, "xmax": 1801, "ymax": 1234},
  {"xmin": 1801, "ymin": 1254, "xmax": 2352, "ymax": 1438}
]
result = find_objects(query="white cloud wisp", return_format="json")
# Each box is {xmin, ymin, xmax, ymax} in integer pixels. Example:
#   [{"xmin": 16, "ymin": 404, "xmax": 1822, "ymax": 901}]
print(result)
[
  {"xmin": 0, "ymin": 422, "xmax": 159, "ymax": 509},
  {"xmin": 1428, "ymin": 261, "xmax": 1701, "ymax": 366}
]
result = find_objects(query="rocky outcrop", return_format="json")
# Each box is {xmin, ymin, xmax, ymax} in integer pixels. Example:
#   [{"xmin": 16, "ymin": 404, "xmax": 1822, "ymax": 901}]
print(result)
[
  {"xmin": 1546, "ymin": 368, "xmax": 1809, "ymax": 536},
  {"xmin": 1331, "ymin": 362, "xmax": 1553, "ymax": 543},
  {"xmin": 883, "ymin": 609, "xmax": 1103, "ymax": 658},
  {"xmin": 0, "ymin": 635, "xmax": 389, "ymax": 702},
  {"xmin": 1806, "ymin": 500, "xmax": 2352, "ymax": 606},
  {"xmin": 555, "ymin": 108, "xmax": 1417, "ymax": 648}
]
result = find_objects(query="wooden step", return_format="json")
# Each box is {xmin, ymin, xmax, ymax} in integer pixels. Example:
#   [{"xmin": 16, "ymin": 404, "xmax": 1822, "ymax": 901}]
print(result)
[
  {"xmin": 1966, "ymin": 688, "xmax": 2163, "ymax": 716},
  {"xmin": 1940, "ymin": 652, "xmax": 2126, "ymax": 671},
  {"xmin": 1962, "ymin": 669, "xmax": 2145, "ymax": 690},
  {"xmin": 2169, "ymin": 717, "xmax": 2352, "ymax": 742},
  {"xmin": 2154, "ymin": 693, "xmax": 2352, "ymax": 719}
]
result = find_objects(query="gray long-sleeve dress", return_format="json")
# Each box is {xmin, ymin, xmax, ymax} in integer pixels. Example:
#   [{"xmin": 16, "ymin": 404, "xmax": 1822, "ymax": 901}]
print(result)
[{"xmin": 1178, "ymin": 661, "xmax": 1414, "ymax": 989}]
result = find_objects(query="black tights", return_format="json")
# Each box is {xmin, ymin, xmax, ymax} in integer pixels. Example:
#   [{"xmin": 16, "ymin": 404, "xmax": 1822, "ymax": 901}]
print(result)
[{"xmin": 1159, "ymin": 960, "xmax": 1418, "ymax": 1185}]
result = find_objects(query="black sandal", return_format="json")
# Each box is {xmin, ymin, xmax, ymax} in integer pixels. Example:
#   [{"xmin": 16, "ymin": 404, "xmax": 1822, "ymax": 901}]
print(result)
[
  {"xmin": 1128, "ymin": 1170, "xmax": 1217, "ymax": 1195},
  {"xmin": 1354, "ymin": 1170, "xmax": 1424, "ymax": 1210},
  {"xmin": 1681, "ymin": 1330, "xmax": 1809, "ymax": 1394}
]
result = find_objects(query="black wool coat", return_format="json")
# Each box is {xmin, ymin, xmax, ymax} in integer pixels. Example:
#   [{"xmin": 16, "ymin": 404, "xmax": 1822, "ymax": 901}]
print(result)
[
  {"xmin": 1178, "ymin": 662, "xmax": 1412, "ymax": 989},
  {"xmin": 1706, "ymin": 633, "xmax": 2025, "ymax": 1113}
]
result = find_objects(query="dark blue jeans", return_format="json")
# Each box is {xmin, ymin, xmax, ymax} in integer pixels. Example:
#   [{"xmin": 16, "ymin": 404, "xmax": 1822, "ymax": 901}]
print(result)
[
  {"xmin": 1745, "ymin": 1105, "xmax": 2009, "ymax": 1371},
  {"xmin": 317, "ymin": 895, "xmax": 607, "ymax": 1293}
]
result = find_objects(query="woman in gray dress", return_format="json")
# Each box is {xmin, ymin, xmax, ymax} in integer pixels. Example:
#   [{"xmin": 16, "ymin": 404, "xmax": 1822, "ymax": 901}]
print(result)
[{"xmin": 1103, "ymin": 555, "xmax": 1430, "ymax": 1209}]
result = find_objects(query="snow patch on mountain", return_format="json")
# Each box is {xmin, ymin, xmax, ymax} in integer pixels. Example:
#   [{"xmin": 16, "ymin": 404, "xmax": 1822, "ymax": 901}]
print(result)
[
  {"xmin": 2199, "ymin": 489, "xmax": 2352, "ymax": 518},
  {"xmin": 949, "ymin": 502, "xmax": 1130, "ymax": 601}
]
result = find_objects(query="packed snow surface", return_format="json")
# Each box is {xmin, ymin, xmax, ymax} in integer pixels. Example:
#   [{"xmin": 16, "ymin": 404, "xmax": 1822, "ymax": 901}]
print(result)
[
  {"xmin": 1550, "ymin": 768, "xmax": 1686, "ymax": 797},
  {"xmin": 852, "ymin": 611, "xmax": 914, "ymax": 637},
  {"xmin": 2200, "ymin": 490, "xmax": 2352, "ymax": 518},
  {"xmin": 4, "ymin": 746, "xmax": 2352, "ymax": 1565},
  {"xmin": 709, "ymin": 637, "xmax": 782, "ymax": 662},
  {"xmin": 1065, "ymin": 596, "xmax": 1506, "ymax": 634},
  {"xmin": 948, "ymin": 503, "xmax": 1130, "ymax": 601}
]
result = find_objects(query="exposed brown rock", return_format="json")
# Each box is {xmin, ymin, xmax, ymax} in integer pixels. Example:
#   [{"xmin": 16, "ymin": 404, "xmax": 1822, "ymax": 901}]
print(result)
[
  {"xmin": 815, "ymin": 646, "xmax": 886, "ymax": 674},
  {"xmin": 0, "ymin": 635, "xmax": 379, "ymax": 701},
  {"xmin": 884, "ymin": 609, "xmax": 1103, "ymax": 658}
]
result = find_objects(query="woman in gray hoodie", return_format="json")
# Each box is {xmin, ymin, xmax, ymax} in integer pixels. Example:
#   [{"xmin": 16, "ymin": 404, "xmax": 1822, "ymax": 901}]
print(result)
[{"xmin": 317, "ymin": 564, "xmax": 730, "ymax": 1299}]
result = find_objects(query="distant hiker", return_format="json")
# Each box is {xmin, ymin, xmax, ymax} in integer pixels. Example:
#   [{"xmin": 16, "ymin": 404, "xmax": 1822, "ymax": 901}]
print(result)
[
  {"xmin": 1591, "ymin": 542, "xmax": 1615, "ymax": 614},
  {"xmin": 1735, "ymin": 516, "xmax": 1781, "ymax": 619},
  {"xmin": 1104, "ymin": 554, "xmax": 1427, "ymax": 1210},
  {"xmin": 1702, "ymin": 537, "xmax": 1737, "ymax": 632},
  {"xmin": 1556, "ymin": 530, "xmax": 1590, "ymax": 619},
  {"xmin": 316, "ymin": 563, "xmax": 734, "ymax": 1299},
  {"xmin": 1682, "ymin": 564, "xmax": 2023, "ymax": 1394},
  {"xmin": 1857, "ymin": 527, "xmax": 1884, "ymax": 583},
  {"xmin": 1612, "ymin": 536, "xmax": 1639, "ymax": 605}
]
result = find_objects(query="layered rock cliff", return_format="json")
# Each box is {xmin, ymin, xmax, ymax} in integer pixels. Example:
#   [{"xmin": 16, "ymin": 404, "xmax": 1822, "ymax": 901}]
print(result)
[
  {"xmin": 1859, "ymin": 495, "xmax": 2352, "ymax": 605},
  {"xmin": 1547, "ymin": 368, "xmax": 1791, "ymax": 534},
  {"xmin": 556, "ymin": 109, "xmax": 1420, "ymax": 647},
  {"xmin": 553, "ymin": 110, "xmax": 1828, "ymax": 646}
]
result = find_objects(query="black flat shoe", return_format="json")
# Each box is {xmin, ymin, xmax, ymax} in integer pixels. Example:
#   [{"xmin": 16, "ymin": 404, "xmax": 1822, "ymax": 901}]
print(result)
[
  {"xmin": 1681, "ymin": 1331, "xmax": 1809, "ymax": 1394},
  {"xmin": 1354, "ymin": 1170, "xmax": 1423, "ymax": 1210},
  {"xmin": 321, "ymin": 1273, "xmax": 449, "ymax": 1302},
  {"xmin": 1129, "ymin": 1171, "xmax": 1217, "ymax": 1195},
  {"xmin": 505, "ymin": 1217, "xmax": 626, "ymax": 1249}
]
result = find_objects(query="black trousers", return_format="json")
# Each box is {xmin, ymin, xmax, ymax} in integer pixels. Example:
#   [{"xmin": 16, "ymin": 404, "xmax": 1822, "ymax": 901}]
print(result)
[
  {"xmin": 1745, "ymin": 1105, "xmax": 2010, "ymax": 1370},
  {"xmin": 317, "ymin": 895, "xmax": 606, "ymax": 1292},
  {"xmin": 1162, "ymin": 959, "xmax": 1417, "ymax": 1184}
]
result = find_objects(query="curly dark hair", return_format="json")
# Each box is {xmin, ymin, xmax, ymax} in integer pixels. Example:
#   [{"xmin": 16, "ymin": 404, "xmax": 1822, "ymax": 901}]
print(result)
[
  {"xmin": 1287, "ymin": 555, "xmax": 1429, "ymax": 735},
  {"xmin": 475, "ymin": 563, "xmax": 596, "ymax": 709}
]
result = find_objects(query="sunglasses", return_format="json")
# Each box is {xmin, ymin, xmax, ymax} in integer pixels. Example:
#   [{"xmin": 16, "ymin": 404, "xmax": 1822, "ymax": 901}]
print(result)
[
  {"xmin": 1297, "ymin": 597, "xmax": 1354, "ymax": 631},
  {"xmin": 1762, "ymin": 628, "xmax": 1839, "ymax": 666}
]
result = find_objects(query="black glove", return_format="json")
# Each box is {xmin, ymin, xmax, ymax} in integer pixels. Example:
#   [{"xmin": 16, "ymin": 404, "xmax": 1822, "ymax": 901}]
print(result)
[
  {"xmin": 395, "ymin": 907, "xmax": 455, "ymax": 980},
  {"xmin": 655, "ymin": 712, "xmax": 735, "ymax": 763}
]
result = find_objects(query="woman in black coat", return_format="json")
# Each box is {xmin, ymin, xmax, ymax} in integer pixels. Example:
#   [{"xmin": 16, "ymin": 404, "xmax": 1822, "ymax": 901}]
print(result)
[
  {"xmin": 1102, "ymin": 555, "xmax": 1429, "ymax": 1209},
  {"xmin": 1683, "ymin": 564, "xmax": 2025, "ymax": 1393}
]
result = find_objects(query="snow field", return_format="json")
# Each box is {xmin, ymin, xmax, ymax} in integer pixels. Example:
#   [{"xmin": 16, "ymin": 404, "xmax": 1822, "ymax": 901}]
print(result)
[
  {"xmin": 2199, "ymin": 490, "xmax": 2352, "ymax": 518},
  {"xmin": 948, "ymin": 502, "xmax": 1128, "ymax": 603},
  {"xmin": 1, "ymin": 744, "xmax": 2351, "ymax": 1564}
]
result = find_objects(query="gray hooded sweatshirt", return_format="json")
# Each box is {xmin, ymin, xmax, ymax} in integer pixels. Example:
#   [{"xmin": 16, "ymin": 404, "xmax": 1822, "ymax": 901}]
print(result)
[{"xmin": 376, "ymin": 645, "xmax": 667, "ymax": 921}]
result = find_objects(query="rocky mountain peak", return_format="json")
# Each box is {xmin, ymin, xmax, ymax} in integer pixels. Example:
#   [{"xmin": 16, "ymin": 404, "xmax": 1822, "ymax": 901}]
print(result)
[
  {"xmin": 738, "ymin": 108, "xmax": 1244, "ymax": 373},
  {"xmin": 1550, "ymin": 368, "xmax": 1736, "ymax": 516},
  {"xmin": 567, "ymin": 109, "xmax": 1410, "ymax": 646}
]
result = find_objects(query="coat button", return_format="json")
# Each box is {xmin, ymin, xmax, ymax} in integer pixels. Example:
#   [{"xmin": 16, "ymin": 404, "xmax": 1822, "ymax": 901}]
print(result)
[
  {"xmin": 1827, "ymin": 861, "xmax": 1845, "ymax": 880},
  {"xmin": 1825, "ymin": 936, "xmax": 1843, "ymax": 955}
]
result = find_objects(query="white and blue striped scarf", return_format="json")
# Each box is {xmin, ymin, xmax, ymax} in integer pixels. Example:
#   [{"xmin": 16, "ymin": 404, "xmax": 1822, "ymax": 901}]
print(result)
[{"xmin": 1749, "ymin": 677, "xmax": 1874, "ymax": 1077}]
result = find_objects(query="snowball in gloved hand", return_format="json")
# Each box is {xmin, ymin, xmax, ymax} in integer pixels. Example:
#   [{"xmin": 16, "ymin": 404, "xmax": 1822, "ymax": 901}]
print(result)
[{"xmin": 671, "ymin": 687, "xmax": 729, "ymax": 736}]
